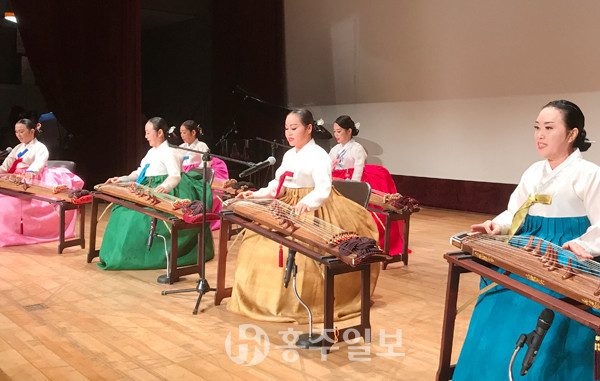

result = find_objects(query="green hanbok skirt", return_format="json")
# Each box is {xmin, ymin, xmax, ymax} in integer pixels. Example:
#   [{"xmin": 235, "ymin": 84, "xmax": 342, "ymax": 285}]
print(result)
[{"xmin": 98, "ymin": 172, "xmax": 214, "ymax": 270}]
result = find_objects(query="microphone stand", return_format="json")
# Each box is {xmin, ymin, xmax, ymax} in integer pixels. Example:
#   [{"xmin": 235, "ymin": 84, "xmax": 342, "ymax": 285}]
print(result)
[
  {"xmin": 148, "ymin": 217, "xmax": 175, "ymax": 284},
  {"xmin": 284, "ymin": 248, "xmax": 323, "ymax": 349},
  {"xmin": 147, "ymin": 217, "xmax": 157, "ymax": 250},
  {"xmin": 169, "ymin": 144, "xmax": 259, "ymax": 167},
  {"xmin": 215, "ymin": 124, "xmax": 237, "ymax": 149},
  {"xmin": 255, "ymin": 136, "xmax": 288, "ymax": 151},
  {"xmin": 508, "ymin": 333, "xmax": 527, "ymax": 381},
  {"xmin": 232, "ymin": 85, "xmax": 291, "ymax": 114},
  {"xmin": 216, "ymin": 86, "xmax": 252, "ymax": 150},
  {"xmin": 162, "ymin": 145, "xmax": 254, "ymax": 314}
]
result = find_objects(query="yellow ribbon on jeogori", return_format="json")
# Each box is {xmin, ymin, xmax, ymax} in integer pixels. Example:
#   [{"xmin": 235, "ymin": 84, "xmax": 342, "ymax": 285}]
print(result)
[{"xmin": 507, "ymin": 193, "xmax": 552, "ymax": 235}]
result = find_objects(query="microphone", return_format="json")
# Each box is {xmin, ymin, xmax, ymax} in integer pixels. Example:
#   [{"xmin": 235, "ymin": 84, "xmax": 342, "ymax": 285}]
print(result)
[
  {"xmin": 283, "ymin": 250, "xmax": 296, "ymax": 288},
  {"xmin": 239, "ymin": 156, "xmax": 276, "ymax": 178},
  {"xmin": 520, "ymin": 308, "xmax": 554, "ymax": 375},
  {"xmin": 0, "ymin": 147, "xmax": 12, "ymax": 156},
  {"xmin": 147, "ymin": 218, "xmax": 157, "ymax": 251}
]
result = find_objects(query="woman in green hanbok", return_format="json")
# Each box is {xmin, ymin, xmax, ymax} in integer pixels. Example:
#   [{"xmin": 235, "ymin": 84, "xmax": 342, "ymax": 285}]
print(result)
[{"xmin": 98, "ymin": 117, "xmax": 213, "ymax": 270}]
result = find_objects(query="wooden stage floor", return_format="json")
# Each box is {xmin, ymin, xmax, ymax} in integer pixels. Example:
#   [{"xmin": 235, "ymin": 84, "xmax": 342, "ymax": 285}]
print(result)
[{"xmin": 0, "ymin": 205, "xmax": 492, "ymax": 380}]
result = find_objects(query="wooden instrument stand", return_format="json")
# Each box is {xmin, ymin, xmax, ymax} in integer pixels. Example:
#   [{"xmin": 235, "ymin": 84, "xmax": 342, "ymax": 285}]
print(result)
[
  {"xmin": 436, "ymin": 251, "xmax": 600, "ymax": 381},
  {"xmin": 87, "ymin": 192, "xmax": 217, "ymax": 284},
  {"xmin": 367, "ymin": 206, "xmax": 412, "ymax": 269},
  {"xmin": 0, "ymin": 187, "xmax": 85, "ymax": 253},
  {"xmin": 214, "ymin": 211, "xmax": 383, "ymax": 352}
]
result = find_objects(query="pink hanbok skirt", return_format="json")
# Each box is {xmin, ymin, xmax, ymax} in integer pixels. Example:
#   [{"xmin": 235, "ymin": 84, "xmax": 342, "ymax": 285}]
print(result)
[
  {"xmin": 183, "ymin": 157, "xmax": 229, "ymax": 230},
  {"xmin": 0, "ymin": 167, "xmax": 84, "ymax": 247},
  {"xmin": 333, "ymin": 164, "xmax": 409, "ymax": 256}
]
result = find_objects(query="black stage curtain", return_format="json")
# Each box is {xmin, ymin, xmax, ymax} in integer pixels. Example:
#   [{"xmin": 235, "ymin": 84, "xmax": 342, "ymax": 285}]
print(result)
[
  {"xmin": 210, "ymin": 0, "xmax": 287, "ymax": 183},
  {"xmin": 211, "ymin": 0, "xmax": 287, "ymax": 143},
  {"xmin": 12, "ymin": 0, "xmax": 143, "ymax": 186}
]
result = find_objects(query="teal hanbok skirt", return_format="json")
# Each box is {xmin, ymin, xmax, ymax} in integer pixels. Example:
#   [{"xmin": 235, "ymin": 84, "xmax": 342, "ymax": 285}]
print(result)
[{"xmin": 453, "ymin": 214, "xmax": 598, "ymax": 380}]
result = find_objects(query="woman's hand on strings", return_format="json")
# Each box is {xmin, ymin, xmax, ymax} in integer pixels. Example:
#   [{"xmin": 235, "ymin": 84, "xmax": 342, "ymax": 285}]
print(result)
[
  {"xmin": 23, "ymin": 172, "xmax": 33, "ymax": 181},
  {"xmin": 236, "ymin": 191, "xmax": 254, "ymax": 199},
  {"xmin": 470, "ymin": 220, "xmax": 501, "ymax": 235},
  {"xmin": 154, "ymin": 185, "xmax": 167, "ymax": 194},
  {"xmin": 105, "ymin": 177, "xmax": 121, "ymax": 184},
  {"xmin": 294, "ymin": 202, "xmax": 309, "ymax": 215},
  {"xmin": 562, "ymin": 241, "xmax": 593, "ymax": 259}
]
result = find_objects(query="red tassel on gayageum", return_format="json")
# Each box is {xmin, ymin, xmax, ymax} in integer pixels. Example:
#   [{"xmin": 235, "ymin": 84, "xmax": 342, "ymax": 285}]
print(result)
[
  {"xmin": 278, "ymin": 244, "xmax": 283, "ymax": 267},
  {"xmin": 69, "ymin": 189, "xmax": 92, "ymax": 204},
  {"xmin": 71, "ymin": 194, "xmax": 92, "ymax": 204}
]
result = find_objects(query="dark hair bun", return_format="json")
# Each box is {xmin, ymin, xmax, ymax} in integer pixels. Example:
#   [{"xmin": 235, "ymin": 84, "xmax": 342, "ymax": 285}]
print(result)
[
  {"xmin": 334, "ymin": 115, "xmax": 359, "ymax": 136},
  {"xmin": 181, "ymin": 120, "xmax": 202, "ymax": 135},
  {"xmin": 577, "ymin": 127, "xmax": 592, "ymax": 152}
]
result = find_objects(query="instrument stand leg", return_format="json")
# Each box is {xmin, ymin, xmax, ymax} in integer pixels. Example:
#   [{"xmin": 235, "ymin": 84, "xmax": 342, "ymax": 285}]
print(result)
[{"xmin": 284, "ymin": 249, "xmax": 322, "ymax": 349}]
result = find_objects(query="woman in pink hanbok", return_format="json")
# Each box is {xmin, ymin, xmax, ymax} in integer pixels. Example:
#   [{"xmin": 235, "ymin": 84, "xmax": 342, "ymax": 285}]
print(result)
[{"xmin": 0, "ymin": 119, "xmax": 83, "ymax": 247}]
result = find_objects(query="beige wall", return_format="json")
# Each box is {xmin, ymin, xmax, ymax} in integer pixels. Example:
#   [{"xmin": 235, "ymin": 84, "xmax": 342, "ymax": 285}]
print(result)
[{"xmin": 284, "ymin": 0, "xmax": 600, "ymax": 183}]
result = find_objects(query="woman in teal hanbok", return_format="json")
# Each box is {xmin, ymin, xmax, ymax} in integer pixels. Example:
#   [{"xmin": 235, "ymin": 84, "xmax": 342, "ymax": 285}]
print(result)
[{"xmin": 453, "ymin": 100, "xmax": 600, "ymax": 380}]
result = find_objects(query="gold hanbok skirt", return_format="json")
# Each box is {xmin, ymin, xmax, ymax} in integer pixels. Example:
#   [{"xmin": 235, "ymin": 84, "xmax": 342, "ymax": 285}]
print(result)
[{"xmin": 226, "ymin": 187, "xmax": 380, "ymax": 323}]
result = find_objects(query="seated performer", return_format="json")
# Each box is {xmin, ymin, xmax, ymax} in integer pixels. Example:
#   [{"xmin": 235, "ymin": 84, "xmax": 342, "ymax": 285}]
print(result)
[
  {"xmin": 227, "ymin": 109, "xmax": 380, "ymax": 323},
  {"xmin": 177, "ymin": 119, "xmax": 228, "ymax": 230},
  {"xmin": 98, "ymin": 117, "xmax": 214, "ymax": 270},
  {"xmin": 178, "ymin": 120, "xmax": 210, "ymax": 171},
  {"xmin": 329, "ymin": 115, "xmax": 407, "ymax": 256},
  {"xmin": 0, "ymin": 119, "xmax": 83, "ymax": 247},
  {"xmin": 453, "ymin": 100, "xmax": 600, "ymax": 380}
]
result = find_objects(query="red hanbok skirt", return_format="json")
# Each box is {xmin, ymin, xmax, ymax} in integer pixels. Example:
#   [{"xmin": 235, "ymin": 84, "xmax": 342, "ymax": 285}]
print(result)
[{"xmin": 332, "ymin": 164, "xmax": 409, "ymax": 256}]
